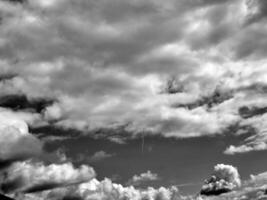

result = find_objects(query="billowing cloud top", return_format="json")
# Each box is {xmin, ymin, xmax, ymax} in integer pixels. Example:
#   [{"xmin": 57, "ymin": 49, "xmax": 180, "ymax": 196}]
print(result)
[{"xmin": 200, "ymin": 164, "xmax": 241, "ymax": 196}]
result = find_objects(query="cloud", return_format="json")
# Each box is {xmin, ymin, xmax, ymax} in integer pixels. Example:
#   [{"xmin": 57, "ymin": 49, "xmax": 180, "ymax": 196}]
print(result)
[
  {"xmin": 127, "ymin": 170, "xmax": 159, "ymax": 186},
  {"xmin": 0, "ymin": 73, "xmax": 17, "ymax": 82},
  {"xmin": 200, "ymin": 164, "xmax": 241, "ymax": 196},
  {"xmin": 1, "ymin": 161, "xmax": 95, "ymax": 194},
  {"xmin": 89, "ymin": 151, "xmax": 114, "ymax": 162},
  {"xmin": 1, "ymin": 0, "xmax": 267, "ymax": 155},
  {"xmin": 0, "ymin": 94, "xmax": 55, "ymax": 113},
  {"xmin": 18, "ymin": 178, "xmax": 181, "ymax": 200},
  {"xmin": 0, "ymin": 111, "xmax": 42, "ymax": 164},
  {"xmin": 245, "ymin": 0, "xmax": 267, "ymax": 25}
]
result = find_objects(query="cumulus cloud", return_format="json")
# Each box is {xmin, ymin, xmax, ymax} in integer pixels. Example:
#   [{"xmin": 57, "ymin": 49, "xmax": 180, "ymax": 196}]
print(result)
[
  {"xmin": 0, "ymin": 111, "xmax": 42, "ymax": 164},
  {"xmin": 1, "ymin": 161, "xmax": 95, "ymax": 194},
  {"xmin": 17, "ymin": 178, "xmax": 181, "ymax": 200},
  {"xmin": 200, "ymin": 164, "xmax": 241, "ymax": 196},
  {"xmin": 127, "ymin": 171, "xmax": 159, "ymax": 186}
]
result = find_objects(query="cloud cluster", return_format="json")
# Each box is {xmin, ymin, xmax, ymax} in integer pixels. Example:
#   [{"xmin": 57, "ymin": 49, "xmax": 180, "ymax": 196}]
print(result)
[
  {"xmin": 0, "ymin": 103, "xmax": 96, "ymax": 197},
  {"xmin": 1, "ymin": 0, "xmax": 267, "ymax": 155},
  {"xmin": 200, "ymin": 164, "xmax": 241, "ymax": 196},
  {"xmin": 17, "ymin": 178, "xmax": 181, "ymax": 200}
]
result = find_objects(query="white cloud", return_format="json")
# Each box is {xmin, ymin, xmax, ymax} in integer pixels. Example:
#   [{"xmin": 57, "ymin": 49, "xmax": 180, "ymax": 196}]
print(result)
[
  {"xmin": 17, "ymin": 178, "xmax": 181, "ymax": 200},
  {"xmin": 127, "ymin": 171, "xmax": 159, "ymax": 186},
  {"xmin": 0, "ymin": 111, "xmax": 42, "ymax": 161},
  {"xmin": 2, "ymin": 161, "xmax": 95, "ymax": 193},
  {"xmin": 200, "ymin": 164, "xmax": 241, "ymax": 196}
]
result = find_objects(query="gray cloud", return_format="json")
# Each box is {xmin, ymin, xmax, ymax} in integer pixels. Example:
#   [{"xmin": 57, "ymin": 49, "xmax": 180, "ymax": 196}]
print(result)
[
  {"xmin": 245, "ymin": 0, "xmax": 267, "ymax": 25},
  {"xmin": 1, "ymin": 0, "xmax": 267, "ymax": 155}
]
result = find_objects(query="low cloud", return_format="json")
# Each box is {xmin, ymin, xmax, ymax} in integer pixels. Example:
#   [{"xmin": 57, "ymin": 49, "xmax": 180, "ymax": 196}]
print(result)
[
  {"xmin": 0, "ymin": 112, "xmax": 42, "ymax": 164},
  {"xmin": 200, "ymin": 164, "xmax": 241, "ymax": 196},
  {"xmin": 18, "ymin": 178, "xmax": 180, "ymax": 200},
  {"xmin": 1, "ymin": 161, "xmax": 95, "ymax": 194}
]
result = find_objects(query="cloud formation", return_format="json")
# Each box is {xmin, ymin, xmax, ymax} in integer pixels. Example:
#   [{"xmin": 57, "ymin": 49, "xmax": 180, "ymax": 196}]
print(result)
[
  {"xmin": 127, "ymin": 171, "xmax": 159, "ymax": 186},
  {"xmin": 0, "ymin": 110, "xmax": 42, "ymax": 164},
  {"xmin": 200, "ymin": 164, "xmax": 241, "ymax": 196},
  {"xmin": 17, "ymin": 178, "xmax": 181, "ymax": 200},
  {"xmin": 1, "ymin": 161, "xmax": 95, "ymax": 194},
  {"xmin": 1, "ymin": 0, "xmax": 267, "ymax": 156}
]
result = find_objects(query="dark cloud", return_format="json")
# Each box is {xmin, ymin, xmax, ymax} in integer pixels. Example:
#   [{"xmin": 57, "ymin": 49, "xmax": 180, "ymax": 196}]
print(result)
[
  {"xmin": 29, "ymin": 125, "xmax": 81, "ymax": 138},
  {"xmin": 161, "ymin": 77, "xmax": 184, "ymax": 94},
  {"xmin": 0, "ymin": 94, "xmax": 55, "ymax": 113},
  {"xmin": 1, "ymin": 177, "xmax": 24, "ymax": 194},
  {"xmin": 0, "ymin": 74, "xmax": 17, "ymax": 82},
  {"xmin": 0, "ymin": 194, "xmax": 14, "ymax": 200},
  {"xmin": 245, "ymin": 0, "xmax": 267, "ymax": 25},
  {"xmin": 174, "ymin": 89, "xmax": 233, "ymax": 110},
  {"xmin": 239, "ymin": 106, "xmax": 267, "ymax": 119},
  {"xmin": 3, "ymin": 0, "xmax": 26, "ymax": 4},
  {"xmin": 0, "ymin": 160, "xmax": 14, "ymax": 170},
  {"xmin": 62, "ymin": 197, "xmax": 83, "ymax": 200},
  {"xmin": 200, "ymin": 186, "xmax": 231, "ymax": 196},
  {"xmin": 200, "ymin": 0, "xmax": 232, "ymax": 5},
  {"xmin": 23, "ymin": 182, "xmax": 62, "ymax": 194},
  {"xmin": 238, "ymin": 83, "xmax": 267, "ymax": 93}
]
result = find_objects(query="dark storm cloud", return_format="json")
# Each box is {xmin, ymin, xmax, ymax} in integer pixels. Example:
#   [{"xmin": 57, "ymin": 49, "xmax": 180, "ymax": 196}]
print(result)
[
  {"xmin": 239, "ymin": 106, "xmax": 267, "ymax": 119},
  {"xmin": 62, "ymin": 197, "xmax": 83, "ymax": 200},
  {"xmin": 0, "ymin": 73, "xmax": 17, "ymax": 82},
  {"xmin": 1, "ymin": 177, "xmax": 24, "ymax": 194},
  {"xmin": 29, "ymin": 125, "xmax": 81, "ymax": 138},
  {"xmin": 174, "ymin": 89, "xmax": 233, "ymax": 110},
  {"xmin": 3, "ymin": 0, "xmax": 26, "ymax": 4},
  {"xmin": 0, "ymin": 194, "xmax": 14, "ymax": 200},
  {"xmin": 238, "ymin": 83, "xmax": 267, "ymax": 93},
  {"xmin": 22, "ymin": 182, "xmax": 61, "ymax": 194},
  {"xmin": 0, "ymin": 94, "xmax": 55, "ymax": 113}
]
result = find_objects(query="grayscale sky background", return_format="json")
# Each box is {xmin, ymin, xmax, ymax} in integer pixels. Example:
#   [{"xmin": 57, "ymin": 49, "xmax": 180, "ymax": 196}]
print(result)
[{"xmin": 1, "ymin": 0, "xmax": 267, "ymax": 199}]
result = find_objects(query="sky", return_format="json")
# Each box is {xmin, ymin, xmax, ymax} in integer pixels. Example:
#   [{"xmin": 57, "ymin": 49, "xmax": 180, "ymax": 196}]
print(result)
[{"xmin": 1, "ymin": 0, "xmax": 267, "ymax": 199}]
